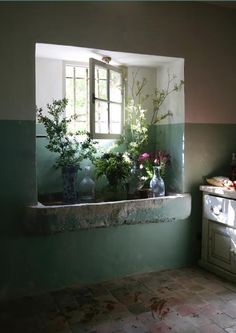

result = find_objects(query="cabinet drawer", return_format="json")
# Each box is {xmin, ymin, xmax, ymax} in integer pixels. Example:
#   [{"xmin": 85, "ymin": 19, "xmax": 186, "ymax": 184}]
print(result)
[
  {"xmin": 203, "ymin": 194, "xmax": 236, "ymax": 227},
  {"xmin": 208, "ymin": 222, "xmax": 233, "ymax": 271}
]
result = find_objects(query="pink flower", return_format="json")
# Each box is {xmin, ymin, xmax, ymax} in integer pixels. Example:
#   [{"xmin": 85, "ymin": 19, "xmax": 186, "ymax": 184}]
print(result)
[{"xmin": 138, "ymin": 153, "xmax": 150, "ymax": 161}]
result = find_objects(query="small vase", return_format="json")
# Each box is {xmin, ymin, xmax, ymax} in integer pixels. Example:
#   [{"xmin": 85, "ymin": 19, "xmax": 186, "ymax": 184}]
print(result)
[
  {"xmin": 78, "ymin": 166, "xmax": 95, "ymax": 203},
  {"xmin": 62, "ymin": 165, "xmax": 79, "ymax": 204},
  {"xmin": 127, "ymin": 161, "xmax": 143, "ymax": 199},
  {"xmin": 150, "ymin": 166, "xmax": 165, "ymax": 197}
]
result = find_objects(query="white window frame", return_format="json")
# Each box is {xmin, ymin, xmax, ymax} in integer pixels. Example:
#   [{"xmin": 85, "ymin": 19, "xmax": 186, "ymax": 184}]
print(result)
[
  {"xmin": 63, "ymin": 61, "xmax": 90, "ymax": 131},
  {"xmin": 64, "ymin": 59, "xmax": 124, "ymax": 139},
  {"xmin": 90, "ymin": 58, "xmax": 124, "ymax": 140}
]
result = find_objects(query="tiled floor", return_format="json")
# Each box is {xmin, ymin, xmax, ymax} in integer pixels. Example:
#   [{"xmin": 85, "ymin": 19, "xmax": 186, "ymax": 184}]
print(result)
[{"xmin": 1, "ymin": 266, "xmax": 236, "ymax": 333}]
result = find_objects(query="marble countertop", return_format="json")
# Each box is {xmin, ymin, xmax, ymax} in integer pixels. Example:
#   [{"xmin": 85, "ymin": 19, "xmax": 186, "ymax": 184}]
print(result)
[{"xmin": 200, "ymin": 185, "xmax": 236, "ymax": 200}]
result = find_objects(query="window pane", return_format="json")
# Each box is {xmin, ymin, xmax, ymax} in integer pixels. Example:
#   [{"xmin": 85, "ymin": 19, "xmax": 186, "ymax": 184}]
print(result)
[
  {"xmin": 95, "ymin": 66, "xmax": 107, "ymax": 100},
  {"xmin": 66, "ymin": 66, "xmax": 74, "ymax": 78},
  {"xmin": 65, "ymin": 78, "xmax": 74, "ymax": 118},
  {"xmin": 110, "ymin": 103, "xmax": 122, "ymax": 134},
  {"xmin": 75, "ymin": 78, "xmax": 88, "ymax": 131},
  {"xmin": 95, "ymin": 100, "xmax": 108, "ymax": 134},
  {"xmin": 75, "ymin": 120, "xmax": 87, "ymax": 132},
  {"xmin": 75, "ymin": 67, "xmax": 87, "ymax": 79},
  {"xmin": 110, "ymin": 70, "xmax": 122, "ymax": 103},
  {"xmin": 75, "ymin": 78, "xmax": 86, "ymax": 111}
]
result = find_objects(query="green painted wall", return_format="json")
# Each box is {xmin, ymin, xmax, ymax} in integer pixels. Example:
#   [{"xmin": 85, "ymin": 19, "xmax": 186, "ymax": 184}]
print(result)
[
  {"xmin": 151, "ymin": 124, "xmax": 185, "ymax": 193},
  {"xmin": 36, "ymin": 124, "xmax": 62, "ymax": 195},
  {"xmin": 185, "ymin": 123, "xmax": 236, "ymax": 261},
  {"xmin": 36, "ymin": 123, "xmax": 185, "ymax": 196},
  {"xmin": 0, "ymin": 120, "xmax": 191, "ymax": 300},
  {"xmin": 0, "ymin": 220, "xmax": 192, "ymax": 300},
  {"xmin": 0, "ymin": 120, "xmax": 37, "ymax": 236},
  {"xmin": 12, "ymin": 121, "xmax": 235, "ymax": 300}
]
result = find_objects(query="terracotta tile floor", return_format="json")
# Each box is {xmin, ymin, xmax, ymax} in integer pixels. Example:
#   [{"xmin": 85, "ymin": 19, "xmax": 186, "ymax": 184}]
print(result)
[{"xmin": 1, "ymin": 266, "xmax": 236, "ymax": 333}]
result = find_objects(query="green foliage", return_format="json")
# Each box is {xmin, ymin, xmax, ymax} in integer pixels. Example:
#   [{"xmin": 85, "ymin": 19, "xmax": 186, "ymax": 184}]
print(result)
[
  {"xmin": 119, "ymin": 71, "xmax": 184, "ymax": 161},
  {"xmin": 95, "ymin": 152, "xmax": 131, "ymax": 187},
  {"xmin": 37, "ymin": 98, "xmax": 97, "ymax": 169},
  {"xmin": 119, "ymin": 99, "xmax": 149, "ymax": 161},
  {"xmin": 118, "ymin": 74, "xmax": 149, "ymax": 161}
]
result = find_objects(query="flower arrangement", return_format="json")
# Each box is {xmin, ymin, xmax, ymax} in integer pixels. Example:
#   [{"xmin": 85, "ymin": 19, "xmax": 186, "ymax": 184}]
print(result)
[
  {"xmin": 37, "ymin": 98, "xmax": 98, "ymax": 204},
  {"xmin": 138, "ymin": 150, "xmax": 171, "ymax": 180},
  {"xmin": 95, "ymin": 152, "xmax": 131, "ymax": 188}
]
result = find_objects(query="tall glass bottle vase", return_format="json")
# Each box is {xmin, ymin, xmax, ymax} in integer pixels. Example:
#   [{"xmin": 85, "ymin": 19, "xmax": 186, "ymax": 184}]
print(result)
[
  {"xmin": 150, "ymin": 166, "xmax": 165, "ymax": 197},
  {"xmin": 78, "ymin": 166, "xmax": 95, "ymax": 203}
]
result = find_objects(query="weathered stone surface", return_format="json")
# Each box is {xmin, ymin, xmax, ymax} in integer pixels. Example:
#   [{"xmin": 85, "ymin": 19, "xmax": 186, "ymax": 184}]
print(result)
[
  {"xmin": 200, "ymin": 186, "xmax": 236, "ymax": 200},
  {"xmin": 25, "ymin": 194, "xmax": 191, "ymax": 235}
]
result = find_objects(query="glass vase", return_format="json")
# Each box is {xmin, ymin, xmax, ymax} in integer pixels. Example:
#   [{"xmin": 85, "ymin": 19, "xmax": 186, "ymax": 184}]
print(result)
[
  {"xmin": 127, "ymin": 161, "xmax": 143, "ymax": 199},
  {"xmin": 78, "ymin": 166, "xmax": 95, "ymax": 203},
  {"xmin": 150, "ymin": 166, "xmax": 165, "ymax": 197}
]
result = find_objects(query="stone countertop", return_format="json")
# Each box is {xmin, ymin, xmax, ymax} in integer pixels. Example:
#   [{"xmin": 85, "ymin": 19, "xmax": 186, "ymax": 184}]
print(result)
[
  {"xmin": 25, "ymin": 193, "xmax": 191, "ymax": 235},
  {"xmin": 200, "ymin": 185, "xmax": 236, "ymax": 200}
]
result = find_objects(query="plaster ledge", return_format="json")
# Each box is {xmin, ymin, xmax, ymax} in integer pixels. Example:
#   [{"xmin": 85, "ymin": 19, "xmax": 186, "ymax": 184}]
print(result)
[{"xmin": 25, "ymin": 193, "xmax": 191, "ymax": 235}]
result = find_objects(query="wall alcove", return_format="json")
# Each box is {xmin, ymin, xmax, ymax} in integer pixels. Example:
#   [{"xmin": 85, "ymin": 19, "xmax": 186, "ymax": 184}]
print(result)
[{"xmin": 36, "ymin": 43, "xmax": 185, "ymax": 201}]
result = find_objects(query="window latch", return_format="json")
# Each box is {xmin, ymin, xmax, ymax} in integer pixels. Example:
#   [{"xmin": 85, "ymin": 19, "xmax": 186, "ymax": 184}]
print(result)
[{"xmin": 92, "ymin": 93, "xmax": 96, "ymax": 104}]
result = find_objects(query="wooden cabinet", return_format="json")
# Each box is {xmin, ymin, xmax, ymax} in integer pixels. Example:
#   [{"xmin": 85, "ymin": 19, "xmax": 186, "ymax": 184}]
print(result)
[
  {"xmin": 199, "ymin": 186, "xmax": 236, "ymax": 282},
  {"xmin": 208, "ymin": 221, "xmax": 235, "ymax": 272}
]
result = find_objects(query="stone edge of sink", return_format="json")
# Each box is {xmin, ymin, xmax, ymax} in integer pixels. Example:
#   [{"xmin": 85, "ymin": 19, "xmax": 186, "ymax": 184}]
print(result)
[{"xmin": 25, "ymin": 193, "xmax": 191, "ymax": 235}]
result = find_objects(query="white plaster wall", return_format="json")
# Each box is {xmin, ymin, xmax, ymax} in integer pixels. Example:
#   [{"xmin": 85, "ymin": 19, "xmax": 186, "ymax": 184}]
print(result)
[
  {"xmin": 35, "ymin": 57, "xmax": 63, "ymax": 114},
  {"xmin": 155, "ymin": 59, "xmax": 185, "ymax": 125},
  {"xmin": 126, "ymin": 62, "xmax": 184, "ymax": 125},
  {"xmin": 127, "ymin": 66, "xmax": 157, "ymax": 124}
]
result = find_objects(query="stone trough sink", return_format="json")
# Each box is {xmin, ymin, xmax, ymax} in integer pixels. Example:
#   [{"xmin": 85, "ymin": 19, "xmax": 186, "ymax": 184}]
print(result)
[{"xmin": 25, "ymin": 193, "xmax": 191, "ymax": 235}]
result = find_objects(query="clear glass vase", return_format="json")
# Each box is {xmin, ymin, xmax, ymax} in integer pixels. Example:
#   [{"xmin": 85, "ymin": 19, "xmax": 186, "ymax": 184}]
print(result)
[
  {"xmin": 127, "ymin": 161, "xmax": 143, "ymax": 199},
  {"xmin": 78, "ymin": 166, "xmax": 95, "ymax": 203},
  {"xmin": 150, "ymin": 166, "xmax": 165, "ymax": 197}
]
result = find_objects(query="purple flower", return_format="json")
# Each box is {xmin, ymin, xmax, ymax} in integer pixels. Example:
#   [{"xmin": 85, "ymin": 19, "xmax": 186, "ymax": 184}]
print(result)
[
  {"xmin": 138, "ymin": 153, "xmax": 150, "ymax": 161},
  {"xmin": 138, "ymin": 149, "xmax": 171, "ymax": 179}
]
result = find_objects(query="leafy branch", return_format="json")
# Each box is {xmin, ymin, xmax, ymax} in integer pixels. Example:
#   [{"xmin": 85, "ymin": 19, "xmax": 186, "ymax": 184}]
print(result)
[
  {"xmin": 119, "ymin": 70, "xmax": 184, "ymax": 161},
  {"xmin": 151, "ymin": 72, "xmax": 184, "ymax": 124},
  {"xmin": 37, "ymin": 98, "xmax": 97, "ymax": 169}
]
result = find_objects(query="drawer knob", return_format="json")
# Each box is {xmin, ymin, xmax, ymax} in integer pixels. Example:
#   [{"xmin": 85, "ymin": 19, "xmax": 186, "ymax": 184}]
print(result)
[{"xmin": 210, "ymin": 206, "xmax": 222, "ymax": 215}]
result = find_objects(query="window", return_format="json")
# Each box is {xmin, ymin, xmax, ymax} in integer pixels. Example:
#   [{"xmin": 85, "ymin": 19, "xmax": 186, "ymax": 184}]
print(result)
[
  {"xmin": 65, "ymin": 58, "xmax": 124, "ymax": 139},
  {"xmin": 65, "ymin": 63, "xmax": 89, "ymax": 132},
  {"xmin": 90, "ymin": 58, "xmax": 124, "ymax": 139}
]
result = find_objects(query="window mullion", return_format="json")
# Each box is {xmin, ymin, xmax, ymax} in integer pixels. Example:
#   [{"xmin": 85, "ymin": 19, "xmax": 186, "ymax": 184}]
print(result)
[
  {"xmin": 107, "ymin": 68, "xmax": 110, "ymax": 134},
  {"xmin": 73, "ymin": 66, "xmax": 76, "ymax": 127},
  {"xmin": 97, "ymin": 67, "xmax": 101, "ymax": 134},
  {"xmin": 89, "ymin": 58, "xmax": 95, "ymax": 138},
  {"xmin": 86, "ymin": 68, "xmax": 89, "ymax": 132}
]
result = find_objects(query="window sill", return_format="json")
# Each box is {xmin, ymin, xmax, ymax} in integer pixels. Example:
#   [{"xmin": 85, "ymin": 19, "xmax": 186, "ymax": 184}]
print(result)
[{"xmin": 25, "ymin": 194, "xmax": 191, "ymax": 235}]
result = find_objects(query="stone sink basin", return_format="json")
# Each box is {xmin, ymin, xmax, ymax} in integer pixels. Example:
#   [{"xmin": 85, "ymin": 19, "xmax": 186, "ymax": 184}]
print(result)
[{"xmin": 25, "ymin": 193, "xmax": 191, "ymax": 235}]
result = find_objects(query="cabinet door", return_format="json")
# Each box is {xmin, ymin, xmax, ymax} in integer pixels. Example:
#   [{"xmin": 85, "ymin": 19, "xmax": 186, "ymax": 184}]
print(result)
[{"xmin": 208, "ymin": 221, "xmax": 236, "ymax": 272}]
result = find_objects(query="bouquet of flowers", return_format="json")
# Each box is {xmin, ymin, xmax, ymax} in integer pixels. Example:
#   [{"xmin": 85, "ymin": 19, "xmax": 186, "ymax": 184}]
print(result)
[{"xmin": 138, "ymin": 150, "xmax": 171, "ymax": 180}]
